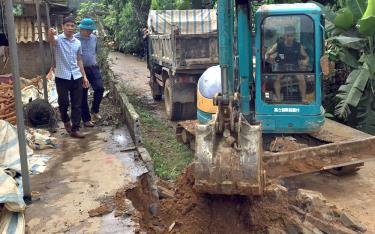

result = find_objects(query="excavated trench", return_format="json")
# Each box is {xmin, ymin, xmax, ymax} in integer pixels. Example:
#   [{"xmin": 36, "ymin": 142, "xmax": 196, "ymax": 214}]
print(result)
[
  {"xmin": 123, "ymin": 165, "xmax": 366, "ymax": 234},
  {"xmin": 119, "ymin": 167, "xmax": 364, "ymax": 233}
]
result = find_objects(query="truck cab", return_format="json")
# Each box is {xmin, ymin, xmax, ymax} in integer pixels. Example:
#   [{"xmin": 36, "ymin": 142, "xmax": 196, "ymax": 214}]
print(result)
[{"xmin": 255, "ymin": 3, "xmax": 325, "ymax": 133}]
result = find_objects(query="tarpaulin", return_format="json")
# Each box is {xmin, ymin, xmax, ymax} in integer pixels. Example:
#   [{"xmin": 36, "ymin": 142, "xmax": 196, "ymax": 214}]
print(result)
[
  {"xmin": 0, "ymin": 120, "xmax": 28, "ymax": 234},
  {"xmin": 148, "ymin": 9, "xmax": 217, "ymax": 35}
]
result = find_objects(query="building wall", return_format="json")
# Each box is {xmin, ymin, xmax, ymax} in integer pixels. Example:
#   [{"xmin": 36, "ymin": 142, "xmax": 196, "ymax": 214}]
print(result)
[{"xmin": 0, "ymin": 42, "xmax": 51, "ymax": 78}]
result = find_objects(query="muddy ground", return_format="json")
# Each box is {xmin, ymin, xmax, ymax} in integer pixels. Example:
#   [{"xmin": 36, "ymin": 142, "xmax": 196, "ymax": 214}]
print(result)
[
  {"xmin": 110, "ymin": 52, "xmax": 375, "ymax": 233},
  {"xmin": 25, "ymin": 95, "xmax": 148, "ymax": 233}
]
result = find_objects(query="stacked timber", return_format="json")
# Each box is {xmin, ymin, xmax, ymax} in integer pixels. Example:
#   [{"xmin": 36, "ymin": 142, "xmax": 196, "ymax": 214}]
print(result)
[
  {"xmin": 0, "ymin": 83, "xmax": 16, "ymax": 124},
  {"xmin": 0, "ymin": 76, "xmax": 42, "ymax": 125}
]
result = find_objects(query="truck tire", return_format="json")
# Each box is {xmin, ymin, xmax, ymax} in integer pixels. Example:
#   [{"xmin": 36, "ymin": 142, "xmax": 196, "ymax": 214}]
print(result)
[
  {"xmin": 150, "ymin": 72, "xmax": 162, "ymax": 101},
  {"xmin": 164, "ymin": 78, "xmax": 182, "ymax": 120}
]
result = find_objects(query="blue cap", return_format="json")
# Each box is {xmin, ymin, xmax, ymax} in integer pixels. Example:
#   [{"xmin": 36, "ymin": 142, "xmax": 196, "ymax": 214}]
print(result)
[{"xmin": 79, "ymin": 18, "xmax": 96, "ymax": 31}]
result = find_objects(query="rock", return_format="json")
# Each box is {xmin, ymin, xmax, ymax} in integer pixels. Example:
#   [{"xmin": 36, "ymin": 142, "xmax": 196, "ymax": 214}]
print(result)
[
  {"xmin": 267, "ymin": 227, "xmax": 287, "ymax": 234},
  {"xmin": 305, "ymin": 213, "xmax": 356, "ymax": 234},
  {"xmin": 301, "ymin": 221, "xmax": 324, "ymax": 234},
  {"xmin": 88, "ymin": 203, "xmax": 114, "ymax": 217},
  {"xmin": 297, "ymin": 189, "xmax": 325, "ymax": 208},
  {"xmin": 284, "ymin": 216, "xmax": 304, "ymax": 234},
  {"xmin": 296, "ymin": 189, "xmax": 335, "ymax": 221},
  {"xmin": 339, "ymin": 212, "xmax": 367, "ymax": 233},
  {"xmin": 148, "ymin": 202, "xmax": 159, "ymax": 216},
  {"xmin": 168, "ymin": 222, "xmax": 176, "ymax": 232},
  {"xmin": 158, "ymin": 184, "xmax": 174, "ymax": 199},
  {"xmin": 266, "ymin": 184, "xmax": 288, "ymax": 201}
]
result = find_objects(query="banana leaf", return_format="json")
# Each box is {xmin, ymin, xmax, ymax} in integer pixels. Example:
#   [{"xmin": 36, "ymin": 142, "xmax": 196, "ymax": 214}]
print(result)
[
  {"xmin": 346, "ymin": 0, "xmax": 367, "ymax": 22},
  {"xmin": 352, "ymin": 80, "xmax": 375, "ymax": 134},
  {"xmin": 338, "ymin": 48, "xmax": 359, "ymax": 68},
  {"xmin": 357, "ymin": 0, "xmax": 375, "ymax": 35},
  {"xmin": 364, "ymin": 54, "xmax": 375, "ymax": 75},
  {"xmin": 335, "ymin": 67, "xmax": 370, "ymax": 119},
  {"xmin": 328, "ymin": 36, "xmax": 367, "ymax": 49},
  {"xmin": 358, "ymin": 16, "xmax": 375, "ymax": 36},
  {"xmin": 308, "ymin": 1, "xmax": 336, "ymax": 22}
]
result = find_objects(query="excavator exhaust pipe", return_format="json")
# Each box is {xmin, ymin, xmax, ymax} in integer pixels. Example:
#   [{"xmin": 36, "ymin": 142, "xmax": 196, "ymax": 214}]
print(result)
[{"xmin": 194, "ymin": 113, "xmax": 265, "ymax": 196}]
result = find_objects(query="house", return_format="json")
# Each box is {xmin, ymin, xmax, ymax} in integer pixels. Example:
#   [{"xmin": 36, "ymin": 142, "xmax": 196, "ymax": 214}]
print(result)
[{"xmin": 0, "ymin": 0, "xmax": 71, "ymax": 78}]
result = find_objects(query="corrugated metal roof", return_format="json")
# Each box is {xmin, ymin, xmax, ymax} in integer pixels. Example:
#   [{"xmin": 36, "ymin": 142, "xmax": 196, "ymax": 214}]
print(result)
[{"xmin": 15, "ymin": 17, "xmax": 47, "ymax": 43}]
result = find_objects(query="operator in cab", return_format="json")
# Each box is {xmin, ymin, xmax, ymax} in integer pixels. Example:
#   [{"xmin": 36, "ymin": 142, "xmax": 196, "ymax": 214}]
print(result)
[{"xmin": 265, "ymin": 26, "xmax": 310, "ymax": 103}]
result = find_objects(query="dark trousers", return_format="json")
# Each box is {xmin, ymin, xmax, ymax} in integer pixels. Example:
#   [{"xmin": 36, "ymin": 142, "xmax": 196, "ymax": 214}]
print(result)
[
  {"xmin": 82, "ymin": 66, "xmax": 104, "ymax": 122},
  {"xmin": 55, "ymin": 77, "xmax": 83, "ymax": 131}
]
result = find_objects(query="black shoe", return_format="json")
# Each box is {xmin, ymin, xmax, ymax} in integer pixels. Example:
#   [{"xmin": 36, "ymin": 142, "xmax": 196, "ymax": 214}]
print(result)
[{"xmin": 70, "ymin": 130, "xmax": 85, "ymax": 138}]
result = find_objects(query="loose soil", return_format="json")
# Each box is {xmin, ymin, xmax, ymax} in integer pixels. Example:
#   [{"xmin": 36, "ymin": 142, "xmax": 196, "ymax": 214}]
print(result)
[
  {"xmin": 126, "ymin": 166, "xmax": 285, "ymax": 233},
  {"xmin": 125, "ymin": 166, "xmax": 363, "ymax": 234}
]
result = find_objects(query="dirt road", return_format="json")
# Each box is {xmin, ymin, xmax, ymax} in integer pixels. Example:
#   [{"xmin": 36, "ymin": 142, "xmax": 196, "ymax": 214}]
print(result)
[
  {"xmin": 110, "ymin": 52, "xmax": 375, "ymax": 232},
  {"xmin": 109, "ymin": 52, "xmax": 167, "ymax": 120}
]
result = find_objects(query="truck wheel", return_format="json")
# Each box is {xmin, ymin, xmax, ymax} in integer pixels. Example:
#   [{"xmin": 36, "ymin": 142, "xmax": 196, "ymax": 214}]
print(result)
[
  {"xmin": 164, "ymin": 79, "xmax": 182, "ymax": 120},
  {"xmin": 150, "ymin": 72, "xmax": 162, "ymax": 101}
]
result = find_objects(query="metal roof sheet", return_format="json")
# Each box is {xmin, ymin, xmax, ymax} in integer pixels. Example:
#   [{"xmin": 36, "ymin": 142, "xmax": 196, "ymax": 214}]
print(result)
[{"xmin": 15, "ymin": 17, "xmax": 47, "ymax": 43}]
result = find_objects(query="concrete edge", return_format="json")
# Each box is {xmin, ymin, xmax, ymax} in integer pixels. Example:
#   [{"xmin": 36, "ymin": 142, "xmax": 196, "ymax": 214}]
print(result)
[
  {"xmin": 107, "ymin": 67, "xmax": 159, "ymax": 200},
  {"xmin": 107, "ymin": 70, "xmax": 142, "ymax": 146}
]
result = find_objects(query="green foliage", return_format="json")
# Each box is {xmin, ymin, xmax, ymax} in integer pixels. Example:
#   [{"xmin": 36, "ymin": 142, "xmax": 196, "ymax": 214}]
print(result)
[
  {"xmin": 334, "ymin": 8, "xmax": 354, "ymax": 30},
  {"xmin": 319, "ymin": 0, "xmax": 375, "ymax": 134},
  {"xmin": 13, "ymin": 4, "xmax": 23, "ymax": 16},
  {"xmin": 79, "ymin": 0, "xmax": 151, "ymax": 54},
  {"xmin": 125, "ymin": 90, "xmax": 193, "ymax": 180},
  {"xmin": 76, "ymin": 2, "xmax": 107, "ymax": 21}
]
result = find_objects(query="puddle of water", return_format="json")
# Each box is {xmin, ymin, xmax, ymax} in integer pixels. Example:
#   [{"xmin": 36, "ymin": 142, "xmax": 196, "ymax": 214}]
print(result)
[
  {"xmin": 112, "ymin": 128, "xmax": 134, "ymax": 147},
  {"xmin": 99, "ymin": 126, "xmax": 149, "ymax": 232},
  {"xmin": 117, "ymin": 152, "xmax": 148, "ymax": 184},
  {"xmin": 99, "ymin": 211, "xmax": 137, "ymax": 234}
]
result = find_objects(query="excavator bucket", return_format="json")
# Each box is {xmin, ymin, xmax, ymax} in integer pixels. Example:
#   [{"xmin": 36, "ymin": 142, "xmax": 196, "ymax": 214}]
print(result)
[{"xmin": 194, "ymin": 114, "xmax": 265, "ymax": 196}]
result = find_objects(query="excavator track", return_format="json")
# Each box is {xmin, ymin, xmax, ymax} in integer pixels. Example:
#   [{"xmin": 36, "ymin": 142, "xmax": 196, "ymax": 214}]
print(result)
[{"xmin": 176, "ymin": 118, "xmax": 375, "ymax": 184}]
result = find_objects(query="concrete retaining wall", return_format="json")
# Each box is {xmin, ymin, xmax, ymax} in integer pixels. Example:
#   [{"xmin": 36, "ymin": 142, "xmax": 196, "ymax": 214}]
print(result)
[{"xmin": 106, "ymin": 66, "xmax": 159, "ymax": 200}]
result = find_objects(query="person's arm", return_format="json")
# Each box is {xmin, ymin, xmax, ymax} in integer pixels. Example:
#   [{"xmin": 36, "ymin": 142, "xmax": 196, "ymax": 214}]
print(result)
[
  {"xmin": 299, "ymin": 46, "xmax": 309, "ymax": 66},
  {"xmin": 48, "ymin": 28, "xmax": 57, "ymax": 47},
  {"xmin": 265, "ymin": 43, "xmax": 277, "ymax": 61},
  {"xmin": 77, "ymin": 52, "xmax": 89, "ymax": 88}
]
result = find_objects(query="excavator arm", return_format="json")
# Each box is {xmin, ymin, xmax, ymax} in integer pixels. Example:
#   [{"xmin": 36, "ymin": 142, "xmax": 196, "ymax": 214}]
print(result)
[{"xmin": 194, "ymin": 0, "xmax": 265, "ymax": 196}]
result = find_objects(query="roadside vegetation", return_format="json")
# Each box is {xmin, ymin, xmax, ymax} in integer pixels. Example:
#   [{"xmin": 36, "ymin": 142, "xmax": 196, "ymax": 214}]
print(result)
[{"xmin": 125, "ymin": 91, "xmax": 193, "ymax": 180}]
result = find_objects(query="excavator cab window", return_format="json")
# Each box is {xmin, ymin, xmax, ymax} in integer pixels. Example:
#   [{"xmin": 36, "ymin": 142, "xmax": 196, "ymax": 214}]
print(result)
[{"xmin": 261, "ymin": 15, "xmax": 315, "ymax": 105}]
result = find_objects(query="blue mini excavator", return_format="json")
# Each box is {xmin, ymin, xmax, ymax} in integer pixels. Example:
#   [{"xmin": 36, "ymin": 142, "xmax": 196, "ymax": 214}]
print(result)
[{"xmin": 189, "ymin": 0, "xmax": 375, "ymax": 196}]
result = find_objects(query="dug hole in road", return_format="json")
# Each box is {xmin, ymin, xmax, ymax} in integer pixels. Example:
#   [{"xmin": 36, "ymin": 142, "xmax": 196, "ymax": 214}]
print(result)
[{"xmin": 110, "ymin": 51, "xmax": 375, "ymax": 233}]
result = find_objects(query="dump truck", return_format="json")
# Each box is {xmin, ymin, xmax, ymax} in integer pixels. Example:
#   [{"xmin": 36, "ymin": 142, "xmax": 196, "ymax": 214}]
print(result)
[{"xmin": 147, "ymin": 9, "xmax": 218, "ymax": 120}]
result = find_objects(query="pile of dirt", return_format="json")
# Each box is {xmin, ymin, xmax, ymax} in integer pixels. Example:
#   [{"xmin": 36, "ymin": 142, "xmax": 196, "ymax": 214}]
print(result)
[{"xmin": 124, "ymin": 165, "xmax": 366, "ymax": 234}]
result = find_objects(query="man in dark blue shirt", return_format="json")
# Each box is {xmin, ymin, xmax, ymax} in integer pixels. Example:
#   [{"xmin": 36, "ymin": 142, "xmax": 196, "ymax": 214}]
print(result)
[
  {"xmin": 265, "ymin": 26, "xmax": 310, "ymax": 103},
  {"xmin": 75, "ymin": 18, "xmax": 104, "ymax": 127}
]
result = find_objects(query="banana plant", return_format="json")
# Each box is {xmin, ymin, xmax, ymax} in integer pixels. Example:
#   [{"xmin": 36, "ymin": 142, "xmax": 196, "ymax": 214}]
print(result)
[{"xmin": 312, "ymin": 0, "xmax": 375, "ymax": 134}]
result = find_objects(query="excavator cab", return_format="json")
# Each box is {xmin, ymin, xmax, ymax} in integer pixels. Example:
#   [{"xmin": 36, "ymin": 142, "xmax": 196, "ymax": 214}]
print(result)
[{"xmin": 255, "ymin": 4, "xmax": 325, "ymax": 133}]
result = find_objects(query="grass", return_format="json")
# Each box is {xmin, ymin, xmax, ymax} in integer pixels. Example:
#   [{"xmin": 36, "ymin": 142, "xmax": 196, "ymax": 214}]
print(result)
[{"xmin": 123, "ymin": 90, "xmax": 193, "ymax": 180}]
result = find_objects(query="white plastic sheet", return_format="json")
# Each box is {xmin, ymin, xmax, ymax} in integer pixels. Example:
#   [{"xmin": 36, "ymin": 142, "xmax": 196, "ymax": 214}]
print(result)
[{"xmin": 0, "ymin": 120, "xmax": 28, "ymax": 234}]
